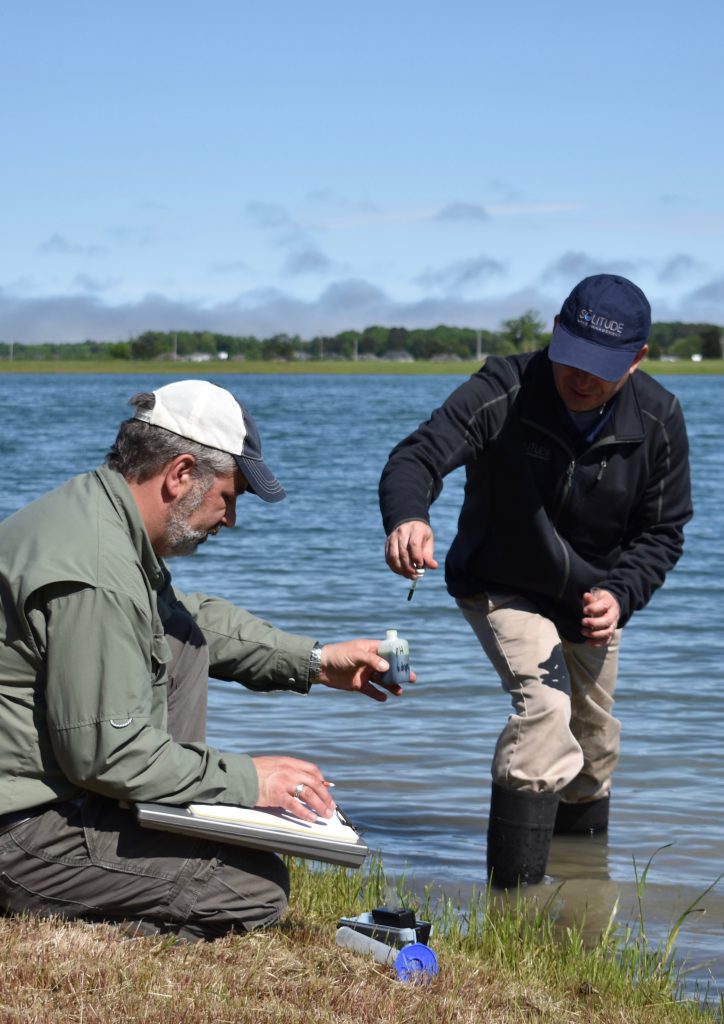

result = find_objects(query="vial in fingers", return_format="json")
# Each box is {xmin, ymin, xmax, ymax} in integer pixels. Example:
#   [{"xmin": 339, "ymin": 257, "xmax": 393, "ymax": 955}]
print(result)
[
  {"xmin": 407, "ymin": 565, "xmax": 425, "ymax": 601},
  {"xmin": 378, "ymin": 629, "xmax": 410, "ymax": 685}
]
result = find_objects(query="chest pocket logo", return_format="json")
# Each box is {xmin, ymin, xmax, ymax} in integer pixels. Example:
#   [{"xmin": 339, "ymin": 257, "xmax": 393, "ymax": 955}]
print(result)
[{"xmin": 526, "ymin": 441, "xmax": 550, "ymax": 462}]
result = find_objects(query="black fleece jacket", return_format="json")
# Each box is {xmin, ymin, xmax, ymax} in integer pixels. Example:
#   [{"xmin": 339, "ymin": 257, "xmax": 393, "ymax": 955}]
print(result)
[{"xmin": 379, "ymin": 350, "xmax": 693, "ymax": 642}]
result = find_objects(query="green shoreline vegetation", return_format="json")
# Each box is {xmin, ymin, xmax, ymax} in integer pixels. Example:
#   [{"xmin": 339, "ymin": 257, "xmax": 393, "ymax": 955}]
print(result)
[
  {"xmin": 0, "ymin": 357, "xmax": 723, "ymax": 376},
  {"xmin": 1, "ymin": 857, "xmax": 719, "ymax": 1022},
  {"xmin": 0, "ymin": 312, "xmax": 721, "ymax": 374}
]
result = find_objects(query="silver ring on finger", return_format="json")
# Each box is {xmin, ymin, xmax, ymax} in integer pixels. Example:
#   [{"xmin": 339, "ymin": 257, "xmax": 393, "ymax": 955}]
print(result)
[{"xmin": 293, "ymin": 782, "xmax": 305, "ymax": 800}]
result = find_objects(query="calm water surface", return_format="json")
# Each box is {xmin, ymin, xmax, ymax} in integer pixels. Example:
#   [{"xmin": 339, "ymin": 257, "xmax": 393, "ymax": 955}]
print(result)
[{"xmin": 2, "ymin": 370, "xmax": 724, "ymax": 994}]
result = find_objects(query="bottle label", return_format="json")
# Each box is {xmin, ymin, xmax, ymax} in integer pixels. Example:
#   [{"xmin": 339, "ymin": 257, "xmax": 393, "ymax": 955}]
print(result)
[{"xmin": 380, "ymin": 640, "xmax": 410, "ymax": 685}]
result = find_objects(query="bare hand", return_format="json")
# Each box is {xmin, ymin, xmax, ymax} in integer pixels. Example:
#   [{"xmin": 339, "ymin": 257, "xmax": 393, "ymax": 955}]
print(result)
[
  {"xmin": 385, "ymin": 520, "xmax": 439, "ymax": 579},
  {"xmin": 319, "ymin": 639, "xmax": 415, "ymax": 701},
  {"xmin": 581, "ymin": 588, "xmax": 620, "ymax": 648},
  {"xmin": 252, "ymin": 755, "xmax": 335, "ymax": 822}
]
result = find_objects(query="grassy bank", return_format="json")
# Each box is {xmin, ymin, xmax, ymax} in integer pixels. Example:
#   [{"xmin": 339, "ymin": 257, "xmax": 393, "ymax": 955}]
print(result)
[
  {"xmin": 1, "ymin": 858, "xmax": 718, "ymax": 1024},
  {"xmin": 0, "ymin": 358, "xmax": 722, "ymax": 376}
]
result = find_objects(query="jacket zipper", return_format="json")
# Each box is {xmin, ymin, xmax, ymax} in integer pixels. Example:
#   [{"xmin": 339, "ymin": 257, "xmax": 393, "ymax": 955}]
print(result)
[
  {"xmin": 556, "ymin": 459, "xmax": 576, "ymax": 520},
  {"xmin": 521, "ymin": 422, "xmax": 613, "ymax": 600}
]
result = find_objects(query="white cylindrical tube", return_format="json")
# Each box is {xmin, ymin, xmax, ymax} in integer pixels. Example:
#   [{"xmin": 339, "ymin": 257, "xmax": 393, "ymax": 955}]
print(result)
[{"xmin": 335, "ymin": 926, "xmax": 398, "ymax": 965}]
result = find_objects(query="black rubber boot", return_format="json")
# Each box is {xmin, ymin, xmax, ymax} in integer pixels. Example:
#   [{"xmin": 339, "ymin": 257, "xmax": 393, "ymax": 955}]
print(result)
[
  {"xmin": 554, "ymin": 795, "xmax": 609, "ymax": 836},
  {"xmin": 486, "ymin": 783, "xmax": 560, "ymax": 888}
]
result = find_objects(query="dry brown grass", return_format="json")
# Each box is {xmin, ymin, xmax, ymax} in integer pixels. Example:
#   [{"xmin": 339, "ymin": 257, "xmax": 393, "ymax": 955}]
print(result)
[
  {"xmin": 0, "ymin": 858, "xmax": 717, "ymax": 1024},
  {"xmin": 0, "ymin": 915, "xmax": 710, "ymax": 1024},
  {"xmin": 0, "ymin": 914, "xmax": 624, "ymax": 1024}
]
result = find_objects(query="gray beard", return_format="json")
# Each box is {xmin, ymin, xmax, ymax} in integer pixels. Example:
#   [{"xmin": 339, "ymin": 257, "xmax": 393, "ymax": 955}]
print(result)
[{"xmin": 164, "ymin": 480, "xmax": 216, "ymax": 557}]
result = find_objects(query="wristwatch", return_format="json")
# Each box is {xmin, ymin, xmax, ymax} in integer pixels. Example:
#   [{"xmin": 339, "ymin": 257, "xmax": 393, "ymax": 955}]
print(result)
[{"xmin": 308, "ymin": 642, "xmax": 322, "ymax": 683}]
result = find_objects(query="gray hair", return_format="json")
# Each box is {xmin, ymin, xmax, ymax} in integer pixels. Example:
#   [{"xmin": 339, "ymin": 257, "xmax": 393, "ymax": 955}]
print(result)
[{"xmin": 106, "ymin": 392, "xmax": 236, "ymax": 483}]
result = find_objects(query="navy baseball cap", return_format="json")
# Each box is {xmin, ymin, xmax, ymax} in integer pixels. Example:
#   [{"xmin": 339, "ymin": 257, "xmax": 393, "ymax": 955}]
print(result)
[{"xmin": 548, "ymin": 274, "xmax": 651, "ymax": 382}]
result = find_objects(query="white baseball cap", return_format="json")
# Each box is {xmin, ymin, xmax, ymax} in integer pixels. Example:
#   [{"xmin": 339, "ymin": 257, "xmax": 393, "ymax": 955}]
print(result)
[{"xmin": 133, "ymin": 379, "xmax": 285, "ymax": 503}]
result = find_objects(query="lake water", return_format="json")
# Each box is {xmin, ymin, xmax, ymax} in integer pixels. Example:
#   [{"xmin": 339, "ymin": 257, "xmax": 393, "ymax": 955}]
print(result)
[{"xmin": 2, "ymin": 369, "xmax": 724, "ymax": 995}]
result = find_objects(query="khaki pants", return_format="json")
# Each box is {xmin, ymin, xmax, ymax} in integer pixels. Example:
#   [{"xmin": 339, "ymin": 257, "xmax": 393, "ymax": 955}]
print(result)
[
  {"xmin": 0, "ymin": 610, "xmax": 288, "ymax": 940},
  {"xmin": 457, "ymin": 592, "xmax": 621, "ymax": 801}
]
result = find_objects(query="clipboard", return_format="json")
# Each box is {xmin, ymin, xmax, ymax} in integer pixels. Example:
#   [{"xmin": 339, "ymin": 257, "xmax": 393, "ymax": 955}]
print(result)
[{"xmin": 134, "ymin": 801, "xmax": 370, "ymax": 868}]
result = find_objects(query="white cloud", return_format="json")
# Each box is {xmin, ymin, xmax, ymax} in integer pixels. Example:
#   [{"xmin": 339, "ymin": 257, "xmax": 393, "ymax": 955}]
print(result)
[
  {"xmin": 103, "ymin": 225, "xmax": 156, "ymax": 246},
  {"xmin": 657, "ymin": 254, "xmax": 704, "ymax": 284},
  {"xmin": 434, "ymin": 202, "xmax": 490, "ymax": 223},
  {"xmin": 686, "ymin": 277, "xmax": 724, "ymax": 306},
  {"xmin": 245, "ymin": 201, "xmax": 293, "ymax": 231},
  {"xmin": 38, "ymin": 233, "xmax": 106, "ymax": 257},
  {"xmin": 2, "ymin": 263, "xmax": 722, "ymax": 345},
  {"xmin": 72, "ymin": 274, "xmax": 119, "ymax": 294},
  {"xmin": 414, "ymin": 255, "xmax": 506, "ymax": 292},
  {"xmin": 541, "ymin": 251, "xmax": 641, "ymax": 284},
  {"xmin": 0, "ymin": 280, "xmax": 551, "ymax": 342},
  {"xmin": 281, "ymin": 247, "xmax": 334, "ymax": 277},
  {"xmin": 208, "ymin": 259, "xmax": 252, "ymax": 276}
]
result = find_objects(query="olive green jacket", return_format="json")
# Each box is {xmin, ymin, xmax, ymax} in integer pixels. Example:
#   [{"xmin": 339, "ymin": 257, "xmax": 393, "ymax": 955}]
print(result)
[{"xmin": 0, "ymin": 465, "xmax": 315, "ymax": 814}]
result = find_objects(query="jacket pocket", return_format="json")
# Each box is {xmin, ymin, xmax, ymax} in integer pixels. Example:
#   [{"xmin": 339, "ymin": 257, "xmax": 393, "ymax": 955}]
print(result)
[{"xmin": 151, "ymin": 631, "xmax": 172, "ymax": 685}]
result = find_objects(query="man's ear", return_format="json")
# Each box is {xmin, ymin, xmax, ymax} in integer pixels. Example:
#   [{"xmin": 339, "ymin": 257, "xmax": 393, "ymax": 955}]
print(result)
[
  {"xmin": 628, "ymin": 344, "xmax": 649, "ymax": 375},
  {"xmin": 163, "ymin": 454, "xmax": 197, "ymax": 499}
]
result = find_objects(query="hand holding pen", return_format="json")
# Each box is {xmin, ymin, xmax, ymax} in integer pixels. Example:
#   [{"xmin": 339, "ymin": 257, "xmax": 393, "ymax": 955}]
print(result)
[
  {"xmin": 407, "ymin": 565, "xmax": 426, "ymax": 601},
  {"xmin": 384, "ymin": 519, "xmax": 439, "ymax": 592}
]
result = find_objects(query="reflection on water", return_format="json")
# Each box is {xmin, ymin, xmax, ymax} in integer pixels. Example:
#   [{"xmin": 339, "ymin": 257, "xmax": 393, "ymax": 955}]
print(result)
[{"xmin": 2, "ymin": 370, "xmax": 724, "ymax": 997}]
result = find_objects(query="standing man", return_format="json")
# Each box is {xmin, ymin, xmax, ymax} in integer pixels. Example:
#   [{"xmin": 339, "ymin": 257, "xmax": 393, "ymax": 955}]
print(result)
[
  {"xmin": 0, "ymin": 380, "xmax": 406, "ymax": 939},
  {"xmin": 379, "ymin": 275, "xmax": 692, "ymax": 888}
]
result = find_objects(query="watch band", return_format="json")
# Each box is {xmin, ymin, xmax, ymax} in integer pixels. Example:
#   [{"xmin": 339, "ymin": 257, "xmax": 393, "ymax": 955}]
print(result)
[{"xmin": 308, "ymin": 642, "xmax": 322, "ymax": 683}]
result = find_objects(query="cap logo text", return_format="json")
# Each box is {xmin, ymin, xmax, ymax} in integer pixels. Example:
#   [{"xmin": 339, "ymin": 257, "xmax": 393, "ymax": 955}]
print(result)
[{"xmin": 577, "ymin": 308, "xmax": 624, "ymax": 338}]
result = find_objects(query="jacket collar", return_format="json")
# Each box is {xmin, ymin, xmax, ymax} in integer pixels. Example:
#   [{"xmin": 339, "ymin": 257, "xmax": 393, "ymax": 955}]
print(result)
[
  {"xmin": 520, "ymin": 350, "xmax": 646, "ymax": 445},
  {"xmin": 603, "ymin": 373, "xmax": 646, "ymax": 443},
  {"xmin": 94, "ymin": 464, "xmax": 166, "ymax": 590}
]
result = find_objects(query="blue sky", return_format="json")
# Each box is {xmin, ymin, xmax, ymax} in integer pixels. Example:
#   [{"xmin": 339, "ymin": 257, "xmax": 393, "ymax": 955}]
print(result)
[{"xmin": 2, "ymin": 0, "xmax": 723, "ymax": 342}]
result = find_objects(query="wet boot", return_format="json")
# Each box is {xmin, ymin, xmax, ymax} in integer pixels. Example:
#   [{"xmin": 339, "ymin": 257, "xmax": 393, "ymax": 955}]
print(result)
[
  {"xmin": 486, "ymin": 783, "xmax": 560, "ymax": 888},
  {"xmin": 554, "ymin": 795, "xmax": 609, "ymax": 836}
]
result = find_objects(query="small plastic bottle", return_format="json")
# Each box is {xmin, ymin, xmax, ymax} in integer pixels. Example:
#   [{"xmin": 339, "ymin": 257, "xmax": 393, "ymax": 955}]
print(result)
[{"xmin": 378, "ymin": 629, "xmax": 410, "ymax": 685}]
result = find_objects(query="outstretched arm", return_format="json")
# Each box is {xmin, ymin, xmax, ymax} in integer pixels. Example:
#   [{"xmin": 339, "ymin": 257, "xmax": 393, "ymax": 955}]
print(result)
[{"xmin": 317, "ymin": 639, "xmax": 415, "ymax": 701}]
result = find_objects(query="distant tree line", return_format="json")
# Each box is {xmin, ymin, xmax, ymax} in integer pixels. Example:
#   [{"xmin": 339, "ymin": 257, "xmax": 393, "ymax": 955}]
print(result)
[{"xmin": 0, "ymin": 313, "xmax": 721, "ymax": 362}]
